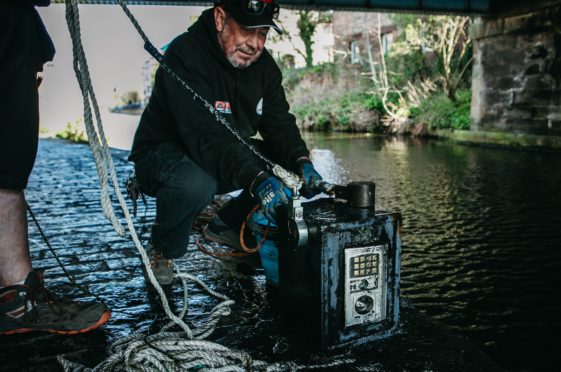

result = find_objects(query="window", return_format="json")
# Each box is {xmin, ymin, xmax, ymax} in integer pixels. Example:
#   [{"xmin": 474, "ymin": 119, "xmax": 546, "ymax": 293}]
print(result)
[
  {"xmin": 350, "ymin": 41, "xmax": 361, "ymax": 64},
  {"xmin": 381, "ymin": 33, "xmax": 393, "ymax": 55}
]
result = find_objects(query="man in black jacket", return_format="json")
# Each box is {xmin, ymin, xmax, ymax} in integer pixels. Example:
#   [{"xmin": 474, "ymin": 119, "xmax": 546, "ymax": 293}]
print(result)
[
  {"xmin": 0, "ymin": 0, "xmax": 110, "ymax": 335},
  {"xmin": 130, "ymin": 0, "xmax": 324, "ymax": 285}
]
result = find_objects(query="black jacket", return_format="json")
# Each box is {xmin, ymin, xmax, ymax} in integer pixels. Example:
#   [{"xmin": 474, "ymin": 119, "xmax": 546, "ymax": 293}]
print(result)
[
  {"xmin": 0, "ymin": 0, "xmax": 55, "ymax": 70},
  {"xmin": 129, "ymin": 8, "xmax": 309, "ymax": 189}
]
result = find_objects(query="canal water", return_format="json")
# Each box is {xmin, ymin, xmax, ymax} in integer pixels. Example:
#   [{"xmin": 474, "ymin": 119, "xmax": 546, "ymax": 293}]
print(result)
[
  {"xmin": 1, "ymin": 134, "xmax": 559, "ymax": 371},
  {"xmin": 305, "ymin": 133, "xmax": 561, "ymax": 371}
]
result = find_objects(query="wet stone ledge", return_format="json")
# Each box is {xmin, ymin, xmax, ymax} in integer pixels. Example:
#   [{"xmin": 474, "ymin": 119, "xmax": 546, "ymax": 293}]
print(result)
[{"xmin": 0, "ymin": 139, "xmax": 502, "ymax": 371}]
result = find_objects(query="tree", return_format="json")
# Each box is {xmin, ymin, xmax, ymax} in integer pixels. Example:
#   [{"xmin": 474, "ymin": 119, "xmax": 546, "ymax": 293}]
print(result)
[
  {"xmin": 296, "ymin": 11, "xmax": 316, "ymax": 68},
  {"xmin": 363, "ymin": 14, "xmax": 439, "ymax": 120},
  {"xmin": 427, "ymin": 16, "xmax": 473, "ymax": 102},
  {"xmin": 393, "ymin": 16, "xmax": 473, "ymax": 102},
  {"xmin": 271, "ymin": 10, "xmax": 332, "ymax": 68}
]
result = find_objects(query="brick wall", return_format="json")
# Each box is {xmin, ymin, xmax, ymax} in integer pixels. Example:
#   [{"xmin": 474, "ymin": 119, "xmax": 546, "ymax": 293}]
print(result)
[{"xmin": 332, "ymin": 11, "xmax": 395, "ymax": 58}]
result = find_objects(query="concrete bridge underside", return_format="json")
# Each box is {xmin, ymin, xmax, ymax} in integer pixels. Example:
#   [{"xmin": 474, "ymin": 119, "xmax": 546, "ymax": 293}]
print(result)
[{"xmin": 59, "ymin": 0, "xmax": 561, "ymax": 138}]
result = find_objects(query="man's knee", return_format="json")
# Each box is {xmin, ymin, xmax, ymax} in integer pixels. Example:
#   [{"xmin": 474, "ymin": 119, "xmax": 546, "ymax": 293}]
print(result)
[
  {"xmin": 151, "ymin": 164, "xmax": 217, "ymax": 259},
  {"xmin": 134, "ymin": 143, "xmax": 218, "ymax": 201},
  {"xmin": 161, "ymin": 169, "xmax": 217, "ymax": 211},
  {"xmin": 149, "ymin": 150, "xmax": 218, "ymax": 213}
]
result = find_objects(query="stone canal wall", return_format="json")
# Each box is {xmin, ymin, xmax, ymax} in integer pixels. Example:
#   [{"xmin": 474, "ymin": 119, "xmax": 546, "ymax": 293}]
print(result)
[{"xmin": 470, "ymin": 2, "xmax": 561, "ymax": 135}]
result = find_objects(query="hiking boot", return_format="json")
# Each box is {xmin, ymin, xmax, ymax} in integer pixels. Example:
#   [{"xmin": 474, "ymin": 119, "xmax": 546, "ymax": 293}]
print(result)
[
  {"xmin": 0, "ymin": 271, "xmax": 111, "ymax": 335},
  {"xmin": 202, "ymin": 216, "xmax": 262, "ymax": 269},
  {"xmin": 202, "ymin": 215, "xmax": 243, "ymax": 251},
  {"xmin": 145, "ymin": 248, "xmax": 174, "ymax": 286}
]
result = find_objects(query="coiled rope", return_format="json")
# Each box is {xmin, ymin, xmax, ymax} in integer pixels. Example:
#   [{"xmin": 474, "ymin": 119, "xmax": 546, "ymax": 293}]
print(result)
[{"xmin": 60, "ymin": 0, "xmax": 353, "ymax": 370}]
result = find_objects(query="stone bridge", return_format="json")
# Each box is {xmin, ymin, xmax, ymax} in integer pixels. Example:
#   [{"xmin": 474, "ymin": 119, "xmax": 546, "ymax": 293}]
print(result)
[
  {"xmin": 470, "ymin": 1, "xmax": 561, "ymax": 136},
  {"xmin": 57, "ymin": 0, "xmax": 561, "ymax": 141}
]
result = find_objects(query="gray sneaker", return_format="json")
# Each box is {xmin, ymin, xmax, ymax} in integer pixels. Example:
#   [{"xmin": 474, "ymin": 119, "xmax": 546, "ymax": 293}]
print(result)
[{"xmin": 145, "ymin": 248, "xmax": 174, "ymax": 286}]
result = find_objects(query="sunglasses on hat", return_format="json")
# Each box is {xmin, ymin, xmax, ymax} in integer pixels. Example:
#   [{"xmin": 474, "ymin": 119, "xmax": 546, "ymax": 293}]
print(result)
[{"xmin": 241, "ymin": 0, "xmax": 280, "ymax": 20}]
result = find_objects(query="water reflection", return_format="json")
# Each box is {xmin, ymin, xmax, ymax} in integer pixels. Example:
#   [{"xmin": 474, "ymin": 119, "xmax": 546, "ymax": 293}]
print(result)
[
  {"xmin": 302, "ymin": 132, "xmax": 561, "ymax": 371},
  {"xmin": 309, "ymin": 148, "xmax": 348, "ymax": 185}
]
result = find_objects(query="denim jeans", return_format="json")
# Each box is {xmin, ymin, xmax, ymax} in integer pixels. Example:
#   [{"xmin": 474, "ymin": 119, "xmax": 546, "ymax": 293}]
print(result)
[{"xmin": 133, "ymin": 142, "xmax": 258, "ymax": 258}]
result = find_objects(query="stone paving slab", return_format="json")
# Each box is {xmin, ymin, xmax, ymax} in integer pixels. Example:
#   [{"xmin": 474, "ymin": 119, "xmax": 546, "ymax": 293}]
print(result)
[{"xmin": 0, "ymin": 139, "xmax": 502, "ymax": 371}]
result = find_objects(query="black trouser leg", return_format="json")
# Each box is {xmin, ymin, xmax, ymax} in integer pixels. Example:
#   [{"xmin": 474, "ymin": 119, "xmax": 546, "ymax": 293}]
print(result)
[{"xmin": 134, "ymin": 143, "xmax": 217, "ymax": 259}]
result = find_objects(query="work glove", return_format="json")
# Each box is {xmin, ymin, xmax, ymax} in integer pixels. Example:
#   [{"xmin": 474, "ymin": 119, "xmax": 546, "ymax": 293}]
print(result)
[
  {"xmin": 297, "ymin": 157, "xmax": 323, "ymax": 198},
  {"xmin": 252, "ymin": 173, "xmax": 292, "ymax": 224}
]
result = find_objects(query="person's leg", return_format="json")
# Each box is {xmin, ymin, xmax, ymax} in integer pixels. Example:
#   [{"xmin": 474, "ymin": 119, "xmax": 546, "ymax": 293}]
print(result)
[
  {"xmin": 0, "ymin": 11, "xmax": 39, "ymax": 288},
  {"xmin": 0, "ymin": 189, "xmax": 32, "ymax": 287},
  {"xmin": 203, "ymin": 187, "xmax": 260, "ymax": 254},
  {"xmin": 0, "ymin": 6, "xmax": 110, "ymax": 335},
  {"xmin": 135, "ymin": 142, "xmax": 218, "ymax": 259},
  {"xmin": 153, "ymin": 162, "xmax": 217, "ymax": 259},
  {"xmin": 0, "ymin": 187, "xmax": 112, "ymax": 335},
  {"xmin": 217, "ymin": 189, "xmax": 257, "ymax": 231}
]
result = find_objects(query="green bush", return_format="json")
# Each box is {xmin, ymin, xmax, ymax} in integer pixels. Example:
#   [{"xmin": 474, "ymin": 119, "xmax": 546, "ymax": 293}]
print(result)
[
  {"xmin": 333, "ymin": 92, "xmax": 359, "ymax": 128},
  {"xmin": 408, "ymin": 106, "xmax": 422, "ymax": 118},
  {"xmin": 56, "ymin": 121, "xmax": 88, "ymax": 143},
  {"xmin": 386, "ymin": 52, "xmax": 435, "ymax": 88},
  {"xmin": 292, "ymin": 100, "xmax": 333, "ymax": 130},
  {"xmin": 311, "ymin": 62, "xmax": 337, "ymax": 76},
  {"xmin": 282, "ymin": 67, "xmax": 305, "ymax": 93},
  {"xmin": 282, "ymin": 63, "xmax": 338, "ymax": 94},
  {"xmin": 362, "ymin": 94, "xmax": 384, "ymax": 112},
  {"xmin": 416, "ymin": 89, "xmax": 471, "ymax": 130},
  {"xmin": 291, "ymin": 90, "xmax": 386, "ymax": 131}
]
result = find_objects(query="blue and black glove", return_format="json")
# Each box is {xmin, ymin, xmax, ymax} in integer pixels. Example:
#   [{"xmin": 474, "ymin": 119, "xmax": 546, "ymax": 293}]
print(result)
[
  {"xmin": 251, "ymin": 173, "xmax": 292, "ymax": 224},
  {"xmin": 297, "ymin": 157, "xmax": 323, "ymax": 198}
]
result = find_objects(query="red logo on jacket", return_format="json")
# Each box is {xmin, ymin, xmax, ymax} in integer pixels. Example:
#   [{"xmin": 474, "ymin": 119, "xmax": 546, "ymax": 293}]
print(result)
[{"xmin": 215, "ymin": 101, "xmax": 232, "ymax": 114}]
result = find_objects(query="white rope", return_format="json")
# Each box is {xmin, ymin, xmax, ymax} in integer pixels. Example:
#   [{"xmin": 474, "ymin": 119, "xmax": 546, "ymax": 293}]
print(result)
[
  {"xmin": 60, "ymin": 1, "xmax": 353, "ymax": 371},
  {"xmin": 65, "ymin": 0, "xmax": 199, "ymax": 336},
  {"xmin": 64, "ymin": 0, "xmax": 125, "ymax": 237},
  {"xmin": 272, "ymin": 164, "xmax": 301, "ymax": 192},
  {"xmin": 57, "ymin": 337, "xmax": 354, "ymax": 372}
]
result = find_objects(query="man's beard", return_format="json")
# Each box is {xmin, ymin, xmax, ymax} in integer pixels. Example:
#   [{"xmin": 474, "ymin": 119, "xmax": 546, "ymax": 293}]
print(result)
[
  {"xmin": 226, "ymin": 47, "xmax": 258, "ymax": 69},
  {"xmin": 218, "ymin": 23, "xmax": 262, "ymax": 69}
]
